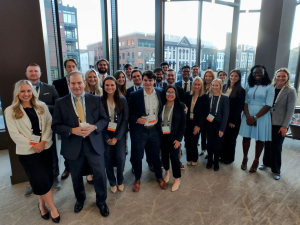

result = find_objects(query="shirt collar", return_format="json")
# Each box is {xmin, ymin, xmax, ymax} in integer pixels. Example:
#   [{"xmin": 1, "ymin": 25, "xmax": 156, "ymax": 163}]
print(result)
[
  {"xmin": 71, "ymin": 91, "xmax": 85, "ymax": 99},
  {"xmin": 143, "ymin": 88, "xmax": 156, "ymax": 96},
  {"xmin": 34, "ymin": 81, "xmax": 41, "ymax": 88}
]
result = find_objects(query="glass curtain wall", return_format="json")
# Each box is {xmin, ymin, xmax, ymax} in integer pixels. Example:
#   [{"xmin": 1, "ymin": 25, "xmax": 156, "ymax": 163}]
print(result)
[
  {"xmin": 164, "ymin": 1, "xmax": 199, "ymax": 80},
  {"xmin": 117, "ymin": 0, "xmax": 155, "ymax": 72},
  {"xmin": 0, "ymin": 95, "xmax": 4, "ymax": 130}
]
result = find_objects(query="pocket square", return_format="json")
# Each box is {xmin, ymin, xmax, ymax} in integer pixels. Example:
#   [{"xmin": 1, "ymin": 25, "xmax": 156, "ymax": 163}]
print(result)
[{"xmin": 44, "ymin": 93, "xmax": 50, "ymax": 95}]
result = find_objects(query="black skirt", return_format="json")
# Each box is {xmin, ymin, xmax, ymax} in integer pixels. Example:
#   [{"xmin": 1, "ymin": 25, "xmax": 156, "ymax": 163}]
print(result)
[
  {"xmin": 18, "ymin": 145, "xmax": 54, "ymax": 195},
  {"xmin": 206, "ymin": 120, "xmax": 225, "ymax": 150}
]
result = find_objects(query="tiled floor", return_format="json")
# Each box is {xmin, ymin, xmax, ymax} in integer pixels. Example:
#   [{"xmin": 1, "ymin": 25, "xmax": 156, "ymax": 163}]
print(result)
[{"xmin": 0, "ymin": 136, "xmax": 300, "ymax": 225}]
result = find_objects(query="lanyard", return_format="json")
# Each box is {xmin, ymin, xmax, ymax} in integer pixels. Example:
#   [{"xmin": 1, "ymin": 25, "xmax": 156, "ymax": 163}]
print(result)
[
  {"xmin": 146, "ymin": 94, "xmax": 156, "ymax": 115},
  {"xmin": 191, "ymin": 95, "xmax": 198, "ymax": 113},
  {"xmin": 71, "ymin": 95, "xmax": 86, "ymax": 120},
  {"xmin": 273, "ymin": 86, "xmax": 285, "ymax": 108},
  {"xmin": 162, "ymin": 104, "xmax": 174, "ymax": 126},
  {"xmin": 107, "ymin": 100, "xmax": 116, "ymax": 122},
  {"xmin": 210, "ymin": 95, "xmax": 221, "ymax": 116}
]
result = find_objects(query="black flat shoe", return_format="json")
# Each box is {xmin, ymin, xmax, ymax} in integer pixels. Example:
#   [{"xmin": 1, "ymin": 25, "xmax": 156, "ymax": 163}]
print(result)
[
  {"xmin": 97, "ymin": 203, "xmax": 109, "ymax": 217},
  {"xmin": 38, "ymin": 203, "xmax": 50, "ymax": 220},
  {"xmin": 86, "ymin": 177, "xmax": 93, "ymax": 185},
  {"xmin": 74, "ymin": 201, "xmax": 84, "ymax": 213},
  {"xmin": 214, "ymin": 165, "xmax": 220, "ymax": 171},
  {"xmin": 51, "ymin": 209, "xmax": 60, "ymax": 223},
  {"xmin": 206, "ymin": 163, "xmax": 212, "ymax": 169}
]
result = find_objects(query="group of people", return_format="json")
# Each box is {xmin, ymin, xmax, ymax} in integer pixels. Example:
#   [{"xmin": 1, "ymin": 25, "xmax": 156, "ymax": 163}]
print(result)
[{"xmin": 4, "ymin": 58, "xmax": 297, "ymax": 222}]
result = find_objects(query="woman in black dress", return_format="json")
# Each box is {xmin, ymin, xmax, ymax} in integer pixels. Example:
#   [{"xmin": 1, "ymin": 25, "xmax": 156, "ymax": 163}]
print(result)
[{"xmin": 5, "ymin": 80, "xmax": 60, "ymax": 223}]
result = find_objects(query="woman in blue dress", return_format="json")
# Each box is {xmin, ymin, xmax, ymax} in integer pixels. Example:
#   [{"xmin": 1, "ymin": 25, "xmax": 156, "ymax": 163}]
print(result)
[{"xmin": 239, "ymin": 65, "xmax": 275, "ymax": 173}]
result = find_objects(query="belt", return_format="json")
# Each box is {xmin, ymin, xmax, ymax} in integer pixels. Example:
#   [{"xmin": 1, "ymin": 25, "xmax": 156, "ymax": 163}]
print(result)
[{"xmin": 144, "ymin": 125, "xmax": 155, "ymax": 129}]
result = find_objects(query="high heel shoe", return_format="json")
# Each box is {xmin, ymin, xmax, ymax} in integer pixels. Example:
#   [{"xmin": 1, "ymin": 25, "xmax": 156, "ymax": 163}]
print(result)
[
  {"xmin": 38, "ymin": 203, "xmax": 50, "ymax": 220},
  {"xmin": 249, "ymin": 159, "xmax": 259, "ymax": 173},
  {"xmin": 241, "ymin": 157, "xmax": 248, "ymax": 170},
  {"xmin": 51, "ymin": 209, "xmax": 60, "ymax": 223}
]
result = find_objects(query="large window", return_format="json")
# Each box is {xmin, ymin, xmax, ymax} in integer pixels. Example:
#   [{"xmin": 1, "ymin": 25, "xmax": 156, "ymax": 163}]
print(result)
[
  {"xmin": 117, "ymin": 0, "xmax": 155, "ymax": 71},
  {"xmin": 164, "ymin": 1, "xmax": 199, "ymax": 76}
]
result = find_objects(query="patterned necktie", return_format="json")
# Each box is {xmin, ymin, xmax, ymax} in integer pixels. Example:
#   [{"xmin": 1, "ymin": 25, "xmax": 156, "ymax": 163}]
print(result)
[{"xmin": 76, "ymin": 97, "xmax": 85, "ymax": 123}]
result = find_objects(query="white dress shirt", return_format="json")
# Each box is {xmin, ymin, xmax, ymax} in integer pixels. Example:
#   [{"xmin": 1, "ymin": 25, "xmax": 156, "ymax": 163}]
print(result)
[
  {"xmin": 126, "ymin": 77, "xmax": 134, "ymax": 89},
  {"xmin": 143, "ymin": 88, "xmax": 158, "ymax": 126},
  {"xmin": 182, "ymin": 80, "xmax": 191, "ymax": 92}
]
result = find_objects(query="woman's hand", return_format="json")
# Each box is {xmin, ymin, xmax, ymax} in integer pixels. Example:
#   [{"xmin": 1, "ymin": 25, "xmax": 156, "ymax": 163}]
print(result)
[
  {"xmin": 229, "ymin": 123, "xmax": 235, "ymax": 128},
  {"xmin": 173, "ymin": 140, "xmax": 181, "ymax": 149},
  {"xmin": 278, "ymin": 127, "xmax": 287, "ymax": 137},
  {"xmin": 193, "ymin": 126, "xmax": 200, "ymax": 135},
  {"xmin": 246, "ymin": 116, "xmax": 256, "ymax": 126},
  {"xmin": 32, "ymin": 141, "xmax": 46, "ymax": 153},
  {"xmin": 108, "ymin": 137, "xmax": 118, "ymax": 145},
  {"xmin": 219, "ymin": 131, "xmax": 224, "ymax": 138}
]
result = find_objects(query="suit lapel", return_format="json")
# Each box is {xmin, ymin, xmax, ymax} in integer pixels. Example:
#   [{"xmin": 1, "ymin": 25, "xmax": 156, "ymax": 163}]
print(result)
[
  {"xmin": 66, "ymin": 94, "xmax": 80, "ymax": 126},
  {"xmin": 139, "ymin": 89, "xmax": 146, "ymax": 115},
  {"xmin": 275, "ymin": 88, "xmax": 288, "ymax": 107},
  {"xmin": 85, "ymin": 94, "xmax": 91, "ymax": 123}
]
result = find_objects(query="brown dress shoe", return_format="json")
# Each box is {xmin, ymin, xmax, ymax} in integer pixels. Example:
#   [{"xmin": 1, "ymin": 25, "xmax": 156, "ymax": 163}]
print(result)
[
  {"xmin": 61, "ymin": 169, "xmax": 69, "ymax": 180},
  {"xmin": 157, "ymin": 178, "xmax": 168, "ymax": 190},
  {"xmin": 132, "ymin": 180, "xmax": 140, "ymax": 192}
]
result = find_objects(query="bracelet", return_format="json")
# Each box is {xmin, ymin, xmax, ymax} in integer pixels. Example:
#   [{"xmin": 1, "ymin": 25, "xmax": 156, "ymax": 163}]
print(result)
[{"xmin": 254, "ymin": 116, "xmax": 258, "ymax": 120}]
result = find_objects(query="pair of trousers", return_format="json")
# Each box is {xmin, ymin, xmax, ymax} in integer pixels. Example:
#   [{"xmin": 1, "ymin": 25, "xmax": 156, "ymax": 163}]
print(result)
[
  {"xmin": 104, "ymin": 132, "xmax": 126, "ymax": 186},
  {"xmin": 185, "ymin": 120, "xmax": 200, "ymax": 162},
  {"xmin": 201, "ymin": 125, "xmax": 207, "ymax": 151},
  {"xmin": 161, "ymin": 134, "xmax": 181, "ymax": 178},
  {"xmin": 131, "ymin": 126, "xmax": 162, "ymax": 180},
  {"xmin": 263, "ymin": 125, "xmax": 286, "ymax": 174},
  {"xmin": 220, "ymin": 120, "xmax": 241, "ymax": 163},
  {"xmin": 206, "ymin": 120, "xmax": 224, "ymax": 166},
  {"xmin": 67, "ymin": 137, "xmax": 107, "ymax": 205}
]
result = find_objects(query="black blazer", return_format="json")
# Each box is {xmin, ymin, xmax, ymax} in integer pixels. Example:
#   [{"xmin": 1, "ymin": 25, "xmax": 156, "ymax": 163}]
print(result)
[
  {"xmin": 51, "ymin": 93, "xmax": 109, "ymax": 160},
  {"xmin": 129, "ymin": 88, "xmax": 163, "ymax": 140},
  {"xmin": 161, "ymin": 101, "xmax": 186, "ymax": 141},
  {"xmin": 223, "ymin": 86, "xmax": 246, "ymax": 125},
  {"xmin": 185, "ymin": 92, "xmax": 209, "ymax": 129},
  {"xmin": 53, "ymin": 77, "xmax": 69, "ymax": 97},
  {"xmin": 163, "ymin": 85, "xmax": 185, "ymax": 103},
  {"xmin": 175, "ymin": 80, "xmax": 193, "ymax": 93},
  {"xmin": 126, "ymin": 86, "xmax": 135, "ymax": 101},
  {"xmin": 102, "ymin": 96, "xmax": 129, "ymax": 141},
  {"xmin": 38, "ymin": 82, "xmax": 59, "ymax": 115}
]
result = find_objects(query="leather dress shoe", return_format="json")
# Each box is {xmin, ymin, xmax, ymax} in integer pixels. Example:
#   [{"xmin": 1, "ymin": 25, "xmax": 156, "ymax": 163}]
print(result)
[
  {"xmin": 51, "ymin": 209, "xmax": 60, "ymax": 223},
  {"xmin": 214, "ymin": 164, "xmax": 220, "ymax": 171},
  {"xmin": 61, "ymin": 169, "xmax": 69, "ymax": 180},
  {"xmin": 157, "ymin": 178, "xmax": 168, "ymax": 190},
  {"xmin": 74, "ymin": 201, "xmax": 84, "ymax": 213},
  {"xmin": 132, "ymin": 180, "xmax": 140, "ymax": 192},
  {"xmin": 97, "ymin": 203, "xmax": 109, "ymax": 217},
  {"xmin": 206, "ymin": 163, "xmax": 212, "ymax": 169},
  {"xmin": 38, "ymin": 203, "xmax": 50, "ymax": 220}
]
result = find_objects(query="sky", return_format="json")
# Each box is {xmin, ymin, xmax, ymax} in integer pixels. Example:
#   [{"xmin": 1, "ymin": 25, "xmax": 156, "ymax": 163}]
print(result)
[{"xmin": 60, "ymin": 0, "xmax": 299, "ymax": 50}]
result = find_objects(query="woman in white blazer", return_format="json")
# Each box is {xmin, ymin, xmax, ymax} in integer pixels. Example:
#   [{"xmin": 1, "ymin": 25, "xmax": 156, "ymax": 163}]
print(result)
[{"xmin": 5, "ymin": 80, "xmax": 60, "ymax": 223}]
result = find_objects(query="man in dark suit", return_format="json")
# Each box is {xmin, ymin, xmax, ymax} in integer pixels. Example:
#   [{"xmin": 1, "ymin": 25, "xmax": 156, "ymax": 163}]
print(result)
[
  {"xmin": 52, "ymin": 71, "xmax": 110, "ymax": 217},
  {"xmin": 52, "ymin": 59, "xmax": 78, "ymax": 180},
  {"xmin": 24, "ymin": 63, "xmax": 61, "ymax": 196},
  {"xmin": 175, "ymin": 65, "xmax": 193, "ymax": 94},
  {"xmin": 154, "ymin": 67, "xmax": 167, "ymax": 88},
  {"xmin": 164, "ymin": 69, "xmax": 185, "ymax": 103},
  {"xmin": 96, "ymin": 58, "xmax": 110, "ymax": 87},
  {"xmin": 129, "ymin": 70, "xmax": 168, "ymax": 192}
]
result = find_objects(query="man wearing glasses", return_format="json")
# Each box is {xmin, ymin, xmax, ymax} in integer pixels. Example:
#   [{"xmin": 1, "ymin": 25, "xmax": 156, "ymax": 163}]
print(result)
[{"xmin": 176, "ymin": 66, "xmax": 193, "ymax": 94}]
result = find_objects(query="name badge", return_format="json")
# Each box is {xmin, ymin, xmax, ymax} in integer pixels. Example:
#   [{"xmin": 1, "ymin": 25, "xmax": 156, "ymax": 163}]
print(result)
[
  {"xmin": 162, "ymin": 126, "xmax": 170, "ymax": 134},
  {"xmin": 190, "ymin": 112, "xmax": 194, "ymax": 120},
  {"xmin": 30, "ymin": 134, "xmax": 41, "ymax": 145},
  {"xmin": 147, "ymin": 115, "xmax": 156, "ymax": 124},
  {"xmin": 206, "ymin": 114, "xmax": 215, "ymax": 122},
  {"xmin": 107, "ymin": 122, "xmax": 117, "ymax": 132}
]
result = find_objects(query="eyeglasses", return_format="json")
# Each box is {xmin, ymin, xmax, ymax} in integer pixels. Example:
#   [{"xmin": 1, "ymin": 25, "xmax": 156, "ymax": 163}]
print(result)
[{"xmin": 166, "ymin": 92, "xmax": 176, "ymax": 96}]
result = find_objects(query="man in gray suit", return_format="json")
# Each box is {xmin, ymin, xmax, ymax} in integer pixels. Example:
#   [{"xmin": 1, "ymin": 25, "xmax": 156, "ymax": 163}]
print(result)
[{"xmin": 25, "ymin": 63, "xmax": 61, "ymax": 196}]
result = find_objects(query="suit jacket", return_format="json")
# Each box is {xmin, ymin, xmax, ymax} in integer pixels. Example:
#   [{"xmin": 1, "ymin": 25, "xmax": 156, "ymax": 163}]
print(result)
[
  {"xmin": 272, "ymin": 87, "xmax": 297, "ymax": 127},
  {"xmin": 161, "ymin": 101, "xmax": 186, "ymax": 141},
  {"xmin": 154, "ymin": 81, "xmax": 167, "ymax": 88},
  {"xmin": 175, "ymin": 80, "xmax": 193, "ymax": 93},
  {"xmin": 102, "ymin": 96, "xmax": 129, "ymax": 141},
  {"xmin": 51, "ymin": 93, "xmax": 109, "ymax": 160},
  {"xmin": 5, "ymin": 102, "xmax": 53, "ymax": 155},
  {"xmin": 129, "ymin": 88, "xmax": 163, "ymax": 140},
  {"xmin": 185, "ymin": 92, "xmax": 209, "ymax": 130},
  {"xmin": 163, "ymin": 84, "xmax": 185, "ymax": 103},
  {"xmin": 126, "ymin": 85, "xmax": 142, "ymax": 101},
  {"xmin": 53, "ymin": 77, "xmax": 69, "ymax": 97},
  {"xmin": 38, "ymin": 82, "xmax": 59, "ymax": 115}
]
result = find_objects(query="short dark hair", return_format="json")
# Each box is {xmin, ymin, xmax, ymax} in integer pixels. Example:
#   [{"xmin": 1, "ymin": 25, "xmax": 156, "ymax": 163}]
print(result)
[
  {"xmin": 96, "ymin": 58, "xmax": 109, "ymax": 67},
  {"xmin": 133, "ymin": 66, "xmax": 139, "ymax": 69},
  {"xmin": 124, "ymin": 64, "xmax": 132, "ymax": 69},
  {"xmin": 142, "ymin": 70, "xmax": 156, "ymax": 80},
  {"xmin": 64, "ymin": 59, "xmax": 77, "ymax": 68},
  {"xmin": 131, "ymin": 69, "xmax": 142, "ymax": 77},
  {"xmin": 160, "ymin": 62, "xmax": 169, "ymax": 68},
  {"xmin": 192, "ymin": 65, "xmax": 199, "ymax": 69},
  {"xmin": 181, "ymin": 65, "xmax": 190, "ymax": 71},
  {"xmin": 217, "ymin": 70, "xmax": 227, "ymax": 77},
  {"xmin": 153, "ymin": 67, "xmax": 163, "ymax": 73},
  {"xmin": 26, "ymin": 63, "xmax": 41, "ymax": 71},
  {"xmin": 248, "ymin": 65, "xmax": 271, "ymax": 87}
]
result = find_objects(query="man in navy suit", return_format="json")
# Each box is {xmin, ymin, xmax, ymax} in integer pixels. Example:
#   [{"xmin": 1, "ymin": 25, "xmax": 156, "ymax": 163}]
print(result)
[
  {"xmin": 52, "ymin": 71, "xmax": 110, "ymax": 217},
  {"xmin": 175, "ymin": 65, "xmax": 193, "ymax": 94},
  {"xmin": 129, "ymin": 70, "xmax": 168, "ymax": 192},
  {"xmin": 154, "ymin": 68, "xmax": 167, "ymax": 88},
  {"xmin": 164, "ymin": 69, "xmax": 185, "ymax": 103},
  {"xmin": 126, "ymin": 69, "xmax": 143, "ymax": 101}
]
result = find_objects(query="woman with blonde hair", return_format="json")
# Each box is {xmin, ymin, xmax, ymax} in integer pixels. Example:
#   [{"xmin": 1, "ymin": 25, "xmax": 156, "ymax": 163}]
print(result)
[
  {"xmin": 113, "ymin": 70, "xmax": 127, "ymax": 96},
  {"xmin": 5, "ymin": 80, "xmax": 60, "ymax": 222},
  {"xmin": 185, "ymin": 77, "xmax": 209, "ymax": 165},
  {"xmin": 205, "ymin": 78, "xmax": 229, "ymax": 171},
  {"xmin": 259, "ymin": 68, "xmax": 296, "ymax": 180},
  {"xmin": 84, "ymin": 69, "xmax": 103, "ymax": 96}
]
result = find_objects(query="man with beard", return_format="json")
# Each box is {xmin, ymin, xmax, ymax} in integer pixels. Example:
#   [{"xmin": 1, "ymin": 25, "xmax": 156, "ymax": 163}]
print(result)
[
  {"xmin": 176, "ymin": 65, "xmax": 193, "ymax": 94},
  {"xmin": 124, "ymin": 64, "xmax": 134, "ymax": 89},
  {"xmin": 192, "ymin": 65, "xmax": 200, "ymax": 78},
  {"xmin": 96, "ymin": 59, "xmax": 110, "ymax": 86},
  {"xmin": 154, "ymin": 68, "xmax": 167, "ymax": 88}
]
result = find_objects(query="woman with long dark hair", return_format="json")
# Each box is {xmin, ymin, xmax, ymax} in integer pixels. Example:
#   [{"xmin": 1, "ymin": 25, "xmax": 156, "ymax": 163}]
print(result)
[
  {"xmin": 259, "ymin": 68, "xmax": 296, "ymax": 180},
  {"xmin": 101, "ymin": 77, "xmax": 128, "ymax": 193},
  {"xmin": 220, "ymin": 69, "xmax": 245, "ymax": 164},
  {"xmin": 113, "ymin": 70, "xmax": 127, "ymax": 96},
  {"xmin": 239, "ymin": 65, "xmax": 275, "ymax": 173},
  {"xmin": 161, "ymin": 86, "xmax": 186, "ymax": 191}
]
